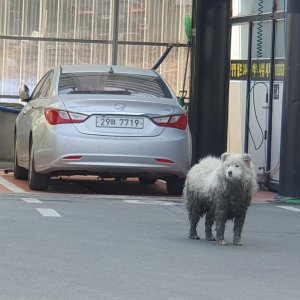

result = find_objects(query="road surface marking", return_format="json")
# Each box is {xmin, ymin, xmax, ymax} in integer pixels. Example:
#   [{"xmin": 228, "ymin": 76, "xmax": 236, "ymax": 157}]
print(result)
[
  {"xmin": 124, "ymin": 200, "xmax": 178, "ymax": 206},
  {"xmin": 0, "ymin": 176, "xmax": 26, "ymax": 193},
  {"xmin": 21, "ymin": 198, "xmax": 43, "ymax": 203},
  {"xmin": 276, "ymin": 206, "xmax": 300, "ymax": 212},
  {"xmin": 36, "ymin": 208, "xmax": 62, "ymax": 217}
]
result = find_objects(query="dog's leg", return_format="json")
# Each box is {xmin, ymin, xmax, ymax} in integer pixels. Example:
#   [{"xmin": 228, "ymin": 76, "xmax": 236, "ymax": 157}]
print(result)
[
  {"xmin": 233, "ymin": 214, "xmax": 246, "ymax": 246},
  {"xmin": 186, "ymin": 194, "xmax": 202, "ymax": 240},
  {"xmin": 188, "ymin": 205, "xmax": 201, "ymax": 240},
  {"xmin": 215, "ymin": 214, "xmax": 228, "ymax": 245},
  {"xmin": 205, "ymin": 210, "xmax": 216, "ymax": 241},
  {"xmin": 188, "ymin": 210, "xmax": 201, "ymax": 240}
]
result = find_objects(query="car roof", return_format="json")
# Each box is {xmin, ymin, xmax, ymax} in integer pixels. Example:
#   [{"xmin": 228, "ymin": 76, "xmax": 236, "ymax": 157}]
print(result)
[{"xmin": 56, "ymin": 64, "xmax": 159, "ymax": 77}]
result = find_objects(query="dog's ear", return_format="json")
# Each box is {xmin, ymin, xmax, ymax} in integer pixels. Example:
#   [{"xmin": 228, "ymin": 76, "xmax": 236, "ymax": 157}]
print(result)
[
  {"xmin": 241, "ymin": 153, "xmax": 251, "ymax": 166},
  {"xmin": 221, "ymin": 152, "xmax": 230, "ymax": 162}
]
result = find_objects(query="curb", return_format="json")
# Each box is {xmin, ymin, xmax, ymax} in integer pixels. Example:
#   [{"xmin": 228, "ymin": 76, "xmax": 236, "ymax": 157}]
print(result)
[{"xmin": 267, "ymin": 198, "xmax": 300, "ymax": 205}]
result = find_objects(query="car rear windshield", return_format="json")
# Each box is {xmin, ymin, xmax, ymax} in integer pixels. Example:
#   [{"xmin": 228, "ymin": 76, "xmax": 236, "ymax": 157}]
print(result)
[{"xmin": 58, "ymin": 72, "xmax": 173, "ymax": 98}]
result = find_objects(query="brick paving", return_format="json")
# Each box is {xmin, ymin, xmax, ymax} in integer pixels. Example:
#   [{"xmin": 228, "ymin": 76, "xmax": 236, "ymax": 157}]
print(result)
[{"xmin": 0, "ymin": 168, "xmax": 280, "ymax": 203}]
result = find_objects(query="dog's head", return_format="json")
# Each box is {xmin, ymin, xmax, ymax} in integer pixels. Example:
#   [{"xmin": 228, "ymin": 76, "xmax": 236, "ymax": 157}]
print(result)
[{"xmin": 221, "ymin": 152, "xmax": 253, "ymax": 180}]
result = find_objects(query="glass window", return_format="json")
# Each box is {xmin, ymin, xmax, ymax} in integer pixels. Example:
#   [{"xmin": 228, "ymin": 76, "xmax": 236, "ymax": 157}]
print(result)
[
  {"xmin": 0, "ymin": 0, "xmax": 191, "ymax": 100},
  {"xmin": 232, "ymin": 0, "xmax": 274, "ymax": 17},
  {"xmin": 118, "ymin": 0, "xmax": 192, "ymax": 43},
  {"xmin": 31, "ymin": 71, "xmax": 53, "ymax": 99},
  {"xmin": 275, "ymin": 20, "xmax": 286, "ymax": 58},
  {"xmin": 39, "ymin": 71, "xmax": 54, "ymax": 97},
  {"xmin": 58, "ymin": 72, "xmax": 173, "ymax": 98},
  {"xmin": 231, "ymin": 24, "xmax": 249, "ymax": 59},
  {"xmin": 252, "ymin": 21, "xmax": 272, "ymax": 60},
  {"xmin": 276, "ymin": 0, "xmax": 287, "ymax": 12}
]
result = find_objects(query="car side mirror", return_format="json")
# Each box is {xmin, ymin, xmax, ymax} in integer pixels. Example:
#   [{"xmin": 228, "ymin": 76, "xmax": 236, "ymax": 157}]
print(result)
[{"xmin": 19, "ymin": 84, "xmax": 30, "ymax": 101}]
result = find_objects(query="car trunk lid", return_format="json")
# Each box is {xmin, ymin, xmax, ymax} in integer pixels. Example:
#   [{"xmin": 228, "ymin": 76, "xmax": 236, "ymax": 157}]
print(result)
[{"xmin": 59, "ymin": 94, "xmax": 178, "ymax": 137}]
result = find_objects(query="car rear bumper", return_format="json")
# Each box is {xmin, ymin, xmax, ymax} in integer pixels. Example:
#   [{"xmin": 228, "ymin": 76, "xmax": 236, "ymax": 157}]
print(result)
[{"xmin": 34, "ymin": 128, "xmax": 192, "ymax": 179}]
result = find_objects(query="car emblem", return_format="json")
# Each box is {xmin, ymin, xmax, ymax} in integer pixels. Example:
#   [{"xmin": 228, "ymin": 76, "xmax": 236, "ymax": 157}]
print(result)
[{"xmin": 115, "ymin": 103, "xmax": 126, "ymax": 111}]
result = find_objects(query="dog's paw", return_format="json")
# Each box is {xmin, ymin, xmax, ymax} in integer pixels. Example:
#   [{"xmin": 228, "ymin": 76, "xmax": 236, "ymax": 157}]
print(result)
[
  {"xmin": 233, "ymin": 240, "xmax": 244, "ymax": 246},
  {"xmin": 217, "ymin": 240, "xmax": 228, "ymax": 245}
]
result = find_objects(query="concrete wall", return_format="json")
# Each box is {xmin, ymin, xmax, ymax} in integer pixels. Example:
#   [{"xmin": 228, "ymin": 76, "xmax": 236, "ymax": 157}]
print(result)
[{"xmin": 227, "ymin": 82, "xmax": 243, "ymax": 153}]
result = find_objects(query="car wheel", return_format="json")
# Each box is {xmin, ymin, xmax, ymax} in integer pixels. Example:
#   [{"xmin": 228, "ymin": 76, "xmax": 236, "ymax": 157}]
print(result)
[
  {"xmin": 14, "ymin": 138, "xmax": 28, "ymax": 180},
  {"xmin": 28, "ymin": 142, "xmax": 49, "ymax": 191},
  {"xmin": 166, "ymin": 177, "xmax": 185, "ymax": 195},
  {"xmin": 139, "ymin": 177, "xmax": 157, "ymax": 185}
]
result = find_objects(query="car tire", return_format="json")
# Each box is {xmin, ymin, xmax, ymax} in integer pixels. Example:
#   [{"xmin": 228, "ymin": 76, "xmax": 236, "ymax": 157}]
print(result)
[
  {"xmin": 14, "ymin": 138, "xmax": 28, "ymax": 180},
  {"xmin": 28, "ymin": 142, "xmax": 49, "ymax": 191},
  {"xmin": 139, "ymin": 177, "xmax": 157, "ymax": 185},
  {"xmin": 166, "ymin": 177, "xmax": 185, "ymax": 196}
]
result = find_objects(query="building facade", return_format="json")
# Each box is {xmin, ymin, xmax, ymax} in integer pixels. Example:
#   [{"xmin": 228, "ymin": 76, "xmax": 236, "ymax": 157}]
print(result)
[
  {"xmin": 0, "ymin": 0, "xmax": 192, "ymax": 100},
  {"xmin": 229, "ymin": 0, "xmax": 286, "ymax": 190}
]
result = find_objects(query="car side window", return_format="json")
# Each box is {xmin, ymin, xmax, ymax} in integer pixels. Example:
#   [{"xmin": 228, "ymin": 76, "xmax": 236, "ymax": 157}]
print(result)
[
  {"xmin": 39, "ymin": 71, "xmax": 54, "ymax": 97},
  {"xmin": 31, "ymin": 71, "xmax": 53, "ymax": 100}
]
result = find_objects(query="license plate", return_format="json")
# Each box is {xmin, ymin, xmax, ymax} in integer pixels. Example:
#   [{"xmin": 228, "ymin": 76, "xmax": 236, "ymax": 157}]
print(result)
[{"xmin": 96, "ymin": 116, "xmax": 144, "ymax": 129}]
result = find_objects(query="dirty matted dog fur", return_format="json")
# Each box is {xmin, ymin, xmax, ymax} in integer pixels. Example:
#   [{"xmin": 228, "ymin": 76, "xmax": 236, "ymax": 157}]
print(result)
[{"xmin": 183, "ymin": 152, "xmax": 257, "ymax": 246}]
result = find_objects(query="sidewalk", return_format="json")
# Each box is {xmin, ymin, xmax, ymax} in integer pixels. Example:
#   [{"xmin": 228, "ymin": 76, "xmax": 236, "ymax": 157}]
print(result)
[
  {"xmin": 253, "ymin": 189, "xmax": 300, "ymax": 204},
  {"xmin": 252, "ymin": 189, "xmax": 277, "ymax": 203},
  {"xmin": 0, "ymin": 162, "xmax": 299, "ymax": 204}
]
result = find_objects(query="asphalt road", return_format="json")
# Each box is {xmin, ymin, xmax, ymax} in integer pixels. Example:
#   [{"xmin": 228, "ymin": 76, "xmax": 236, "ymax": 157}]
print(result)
[{"xmin": 0, "ymin": 193, "xmax": 299, "ymax": 300}]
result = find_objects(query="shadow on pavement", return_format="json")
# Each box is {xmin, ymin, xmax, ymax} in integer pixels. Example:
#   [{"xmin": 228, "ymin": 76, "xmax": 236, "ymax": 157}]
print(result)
[{"xmin": 48, "ymin": 177, "xmax": 170, "ymax": 197}]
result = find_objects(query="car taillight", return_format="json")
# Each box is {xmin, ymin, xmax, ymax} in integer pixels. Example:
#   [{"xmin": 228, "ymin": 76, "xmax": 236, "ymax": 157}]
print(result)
[
  {"xmin": 155, "ymin": 158, "xmax": 174, "ymax": 164},
  {"xmin": 45, "ymin": 109, "xmax": 88, "ymax": 125},
  {"xmin": 62, "ymin": 155, "xmax": 83, "ymax": 160},
  {"xmin": 152, "ymin": 114, "xmax": 188, "ymax": 130}
]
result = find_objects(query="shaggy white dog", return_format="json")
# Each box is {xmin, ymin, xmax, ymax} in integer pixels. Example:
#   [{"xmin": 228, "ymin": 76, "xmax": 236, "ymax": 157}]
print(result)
[{"xmin": 183, "ymin": 152, "xmax": 257, "ymax": 245}]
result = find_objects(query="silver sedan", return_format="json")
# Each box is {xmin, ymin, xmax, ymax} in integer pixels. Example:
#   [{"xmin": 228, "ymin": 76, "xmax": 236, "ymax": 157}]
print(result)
[{"xmin": 14, "ymin": 65, "xmax": 192, "ymax": 195}]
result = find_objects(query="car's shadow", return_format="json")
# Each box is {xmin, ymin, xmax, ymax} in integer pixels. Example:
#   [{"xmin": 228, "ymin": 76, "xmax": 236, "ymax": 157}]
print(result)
[{"xmin": 47, "ymin": 177, "xmax": 171, "ymax": 196}]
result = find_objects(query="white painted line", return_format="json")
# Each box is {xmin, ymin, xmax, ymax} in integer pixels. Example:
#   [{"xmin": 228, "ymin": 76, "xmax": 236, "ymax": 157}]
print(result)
[
  {"xmin": 0, "ymin": 176, "xmax": 26, "ymax": 193},
  {"xmin": 21, "ymin": 198, "xmax": 43, "ymax": 203},
  {"xmin": 276, "ymin": 206, "xmax": 300, "ymax": 212},
  {"xmin": 36, "ymin": 208, "xmax": 62, "ymax": 217},
  {"xmin": 124, "ymin": 200, "xmax": 178, "ymax": 206}
]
